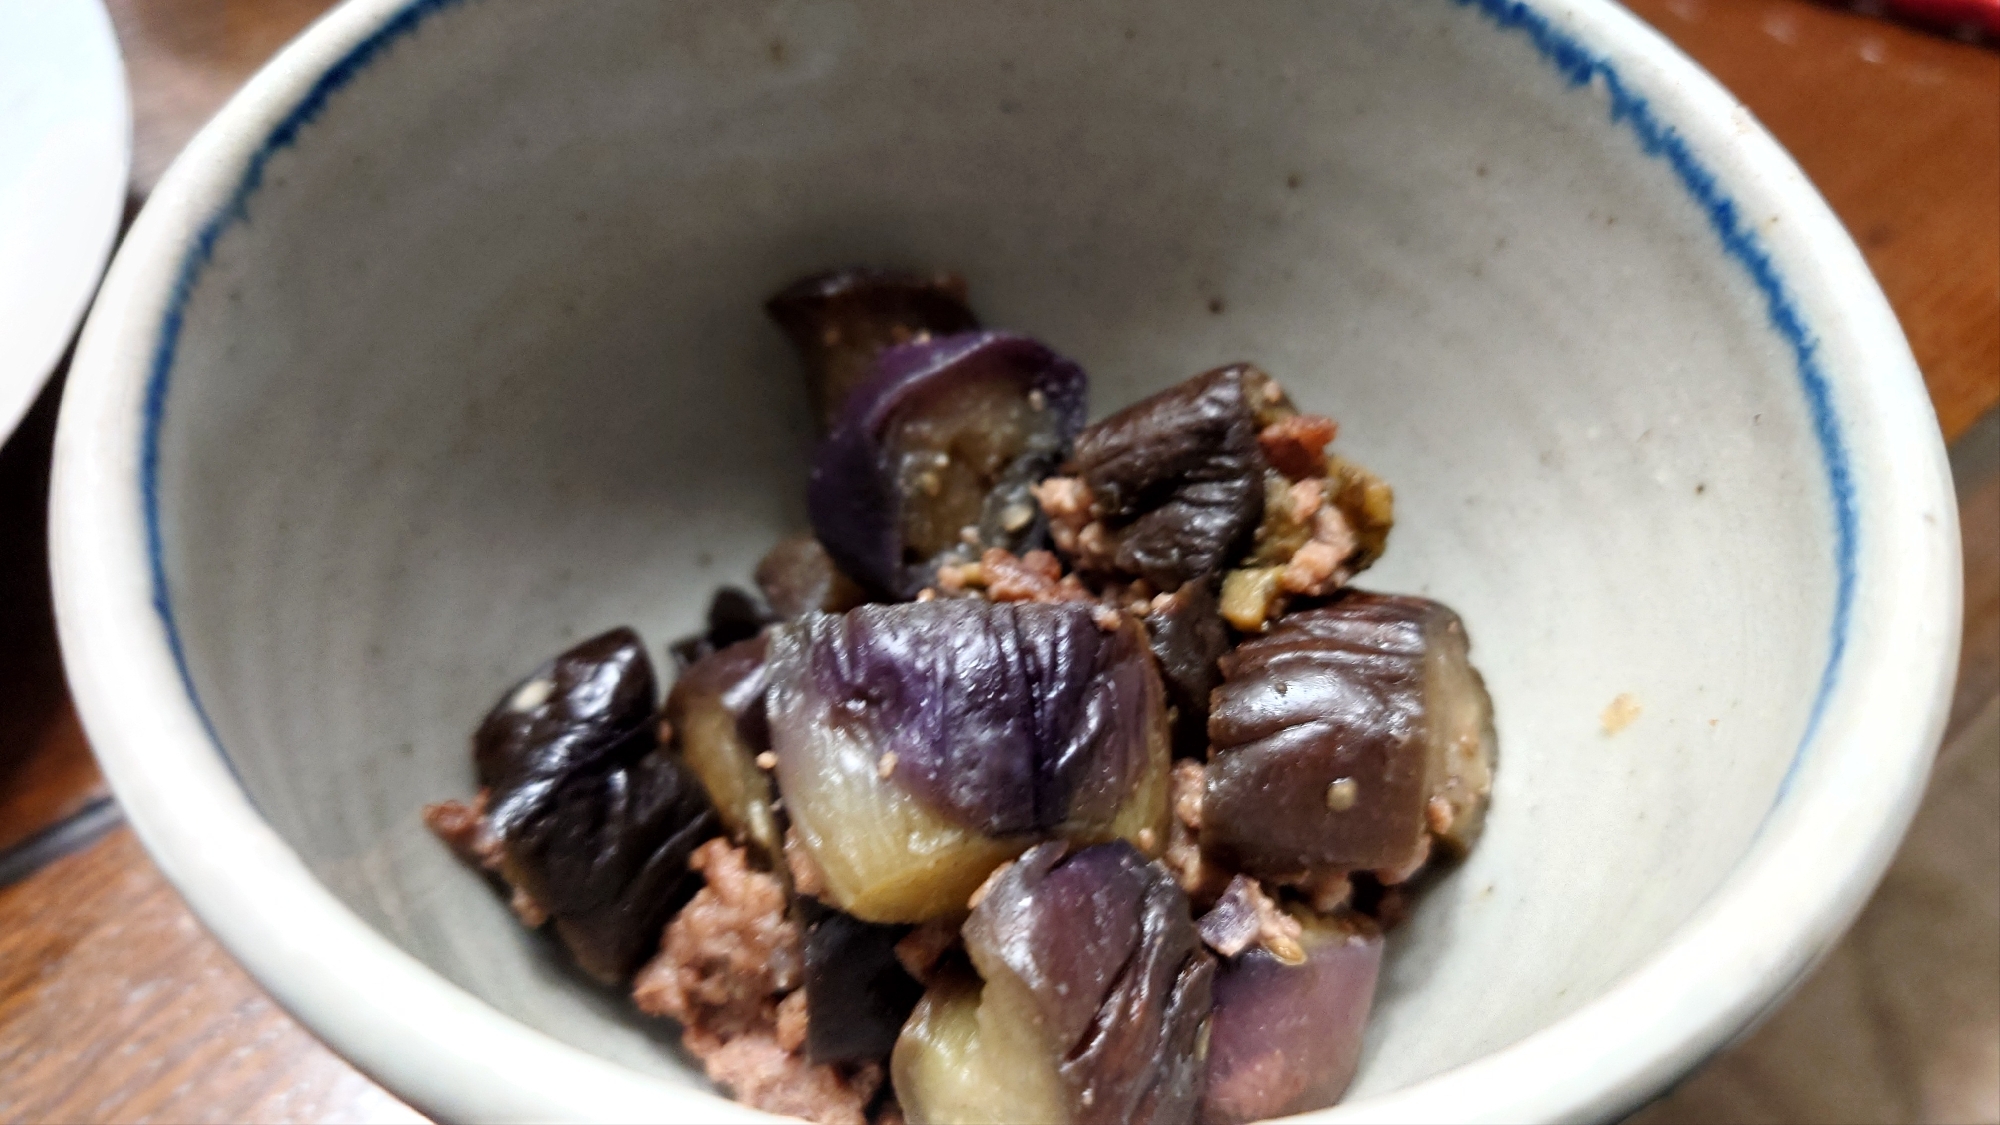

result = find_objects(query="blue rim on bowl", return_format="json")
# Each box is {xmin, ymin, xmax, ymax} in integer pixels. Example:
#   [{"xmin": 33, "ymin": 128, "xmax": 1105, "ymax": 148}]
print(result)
[{"xmin": 53, "ymin": 0, "xmax": 1960, "ymax": 1120}]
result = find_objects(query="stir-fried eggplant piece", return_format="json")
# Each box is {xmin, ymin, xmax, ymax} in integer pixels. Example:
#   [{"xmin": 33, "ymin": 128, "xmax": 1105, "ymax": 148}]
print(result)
[
  {"xmin": 891, "ymin": 842, "xmax": 1214, "ymax": 1125},
  {"xmin": 809, "ymin": 331, "xmax": 1088, "ymax": 600},
  {"xmin": 470, "ymin": 628, "xmax": 721, "ymax": 980},
  {"xmin": 798, "ymin": 900, "xmax": 926, "ymax": 1064},
  {"xmin": 1044, "ymin": 364, "xmax": 1284, "ymax": 591},
  {"xmin": 767, "ymin": 268, "xmax": 981, "ymax": 432},
  {"xmin": 1200, "ymin": 906, "xmax": 1383, "ymax": 1124},
  {"xmin": 765, "ymin": 600, "xmax": 1170, "ymax": 922},
  {"xmin": 755, "ymin": 534, "xmax": 868, "ymax": 620},
  {"xmin": 1203, "ymin": 593, "xmax": 1497, "ymax": 884},
  {"xmin": 668, "ymin": 586, "xmax": 776, "ymax": 670},
  {"xmin": 1142, "ymin": 580, "xmax": 1229, "ymax": 758},
  {"xmin": 664, "ymin": 635, "xmax": 778, "ymax": 860}
]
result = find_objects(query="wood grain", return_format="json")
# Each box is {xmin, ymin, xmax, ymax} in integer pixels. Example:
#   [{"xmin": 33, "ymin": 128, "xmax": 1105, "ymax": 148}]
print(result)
[
  {"xmin": 0, "ymin": 1, "xmax": 1991, "ymax": 1122},
  {"xmin": 0, "ymin": 827, "xmax": 424, "ymax": 1125},
  {"xmin": 1627, "ymin": 0, "xmax": 2000, "ymax": 440}
]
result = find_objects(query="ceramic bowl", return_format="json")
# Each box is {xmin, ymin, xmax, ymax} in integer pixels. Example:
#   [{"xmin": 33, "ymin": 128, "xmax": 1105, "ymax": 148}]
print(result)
[{"xmin": 52, "ymin": 0, "xmax": 1961, "ymax": 1121}]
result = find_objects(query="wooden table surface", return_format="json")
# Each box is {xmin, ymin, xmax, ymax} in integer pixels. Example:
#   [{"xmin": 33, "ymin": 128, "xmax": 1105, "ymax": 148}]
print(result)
[{"xmin": 1, "ymin": 2, "xmax": 1993, "ymax": 1121}]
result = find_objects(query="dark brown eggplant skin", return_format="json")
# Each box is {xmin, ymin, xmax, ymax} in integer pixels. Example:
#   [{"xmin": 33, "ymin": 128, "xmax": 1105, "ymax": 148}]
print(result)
[
  {"xmin": 1200, "ymin": 910, "xmax": 1384, "ymax": 1124},
  {"xmin": 667, "ymin": 586, "xmax": 775, "ymax": 671},
  {"xmin": 1143, "ymin": 580, "xmax": 1229, "ymax": 759},
  {"xmin": 766, "ymin": 268, "xmax": 980, "ymax": 431},
  {"xmin": 964, "ymin": 842, "xmax": 1215, "ymax": 1125},
  {"xmin": 798, "ymin": 899, "xmax": 925, "ymax": 1065},
  {"xmin": 1202, "ymin": 592, "xmax": 1495, "ymax": 882},
  {"xmin": 1066, "ymin": 365, "xmax": 1278, "ymax": 590},
  {"xmin": 474, "ymin": 628, "xmax": 721, "ymax": 981},
  {"xmin": 755, "ymin": 534, "xmax": 868, "ymax": 620}
]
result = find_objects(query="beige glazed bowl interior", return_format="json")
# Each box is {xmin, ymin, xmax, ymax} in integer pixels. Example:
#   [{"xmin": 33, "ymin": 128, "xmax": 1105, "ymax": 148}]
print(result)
[{"xmin": 51, "ymin": 0, "xmax": 1961, "ymax": 1121}]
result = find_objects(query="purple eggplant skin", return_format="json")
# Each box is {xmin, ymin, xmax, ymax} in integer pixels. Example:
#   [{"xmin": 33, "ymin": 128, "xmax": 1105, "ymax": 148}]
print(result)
[
  {"xmin": 1200, "ymin": 910, "xmax": 1383, "ymax": 1124},
  {"xmin": 766, "ymin": 598, "xmax": 1170, "ymax": 922},
  {"xmin": 960, "ymin": 841, "xmax": 1215, "ymax": 1125},
  {"xmin": 1143, "ymin": 580, "xmax": 1229, "ymax": 759},
  {"xmin": 775, "ymin": 599, "xmax": 1161, "ymax": 838},
  {"xmin": 766, "ymin": 268, "xmax": 981, "ymax": 432},
  {"xmin": 473, "ymin": 628, "xmax": 721, "ymax": 980},
  {"xmin": 1067, "ymin": 365, "xmax": 1276, "ymax": 590},
  {"xmin": 1202, "ymin": 591, "xmax": 1498, "ymax": 883},
  {"xmin": 798, "ymin": 899, "xmax": 926, "ymax": 1064},
  {"xmin": 807, "ymin": 331, "xmax": 1089, "ymax": 600}
]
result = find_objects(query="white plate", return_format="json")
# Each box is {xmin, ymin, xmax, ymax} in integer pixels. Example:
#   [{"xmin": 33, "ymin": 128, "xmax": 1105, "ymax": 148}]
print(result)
[{"xmin": 0, "ymin": 0, "xmax": 128, "ymax": 444}]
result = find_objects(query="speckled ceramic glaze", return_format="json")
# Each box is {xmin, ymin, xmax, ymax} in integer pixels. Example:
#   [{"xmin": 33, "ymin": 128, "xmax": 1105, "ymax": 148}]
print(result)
[{"xmin": 52, "ymin": 1, "xmax": 1960, "ymax": 1121}]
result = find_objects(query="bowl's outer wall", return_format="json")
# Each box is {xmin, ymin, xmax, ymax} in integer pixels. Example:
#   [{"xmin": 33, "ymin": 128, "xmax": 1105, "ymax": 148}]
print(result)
[{"xmin": 52, "ymin": 0, "xmax": 1956, "ymax": 1121}]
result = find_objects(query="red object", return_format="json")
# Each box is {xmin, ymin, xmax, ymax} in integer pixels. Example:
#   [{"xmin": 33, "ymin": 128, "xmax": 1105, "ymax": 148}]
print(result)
[{"xmin": 1848, "ymin": 0, "xmax": 2000, "ymax": 40}]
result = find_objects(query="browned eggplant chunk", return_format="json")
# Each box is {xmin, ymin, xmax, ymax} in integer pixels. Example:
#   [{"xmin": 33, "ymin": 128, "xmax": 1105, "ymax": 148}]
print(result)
[
  {"xmin": 1143, "ymin": 580, "xmax": 1229, "ymax": 758},
  {"xmin": 665, "ymin": 635, "xmax": 779, "ymax": 861},
  {"xmin": 1200, "ymin": 905, "xmax": 1383, "ymax": 1124},
  {"xmin": 766, "ymin": 267, "xmax": 981, "ymax": 431},
  {"xmin": 1203, "ymin": 592, "xmax": 1496, "ymax": 884},
  {"xmin": 1052, "ymin": 364, "xmax": 1281, "ymax": 590},
  {"xmin": 891, "ymin": 842, "xmax": 1214, "ymax": 1125},
  {"xmin": 467, "ymin": 628, "xmax": 721, "ymax": 981}
]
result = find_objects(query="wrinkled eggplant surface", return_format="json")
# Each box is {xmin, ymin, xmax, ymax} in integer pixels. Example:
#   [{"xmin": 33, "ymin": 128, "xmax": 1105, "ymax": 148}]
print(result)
[
  {"xmin": 433, "ymin": 269, "xmax": 1504, "ymax": 1123},
  {"xmin": 809, "ymin": 331, "xmax": 1087, "ymax": 599},
  {"xmin": 766, "ymin": 599, "xmax": 1169, "ymax": 922},
  {"xmin": 475, "ymin": 628, "xmax": 720, "ymax": 980},
  {"xmin": 1204, "ymin": 592, "xmax": 1497, "ymax": 882},
  {"xmin": 1066, "ymin": 364, "xmax": 1279, "ymax": 589},
  {"xmin": 892, "ymin": 842, "xmax": 1214, "ymax": 1125},
  {"xmin": 1201, "ymin": 909, "xmax": 1384, "ymax": 1124},
  {"xmin": 767, "ymin": 268, "xmax": 981, "ymax": 432}
]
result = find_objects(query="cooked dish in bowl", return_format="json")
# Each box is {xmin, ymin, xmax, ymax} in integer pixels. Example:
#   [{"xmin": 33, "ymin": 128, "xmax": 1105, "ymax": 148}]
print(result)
[{"xmin": 426, "ymin": 268, "xmax": 1498, "ymax": 1124}]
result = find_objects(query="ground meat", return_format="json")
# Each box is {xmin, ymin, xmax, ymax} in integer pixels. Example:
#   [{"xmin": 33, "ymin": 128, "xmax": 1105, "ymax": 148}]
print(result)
[
  {"xmin": 892, "ymin": 920, "xmax": 961, "ymax": 984},
  {"xmin": 1257, "ymin": 414, "xmax": 1337, "ymax": 480},
  {"xmin": 1164, "ymin": 760, "xmax": 1231, "ymax": 910},
  {"xmin": 424, "ymin": 790, "xmax": 551, "ymax": 926},
  {"xmin": 1197, "ymin": 875, "xmax": 1304, "ymax": 963},
  {"xmin": 634, "ymin": 840, "xmax": 883, "ymax": 1123},
  {"xmin": 685, "ymin": 1027, "xmax": 883, "ymax": 1125},
  {"xmin": 633, "ymin": 839, "xmax": 802, "ymax": 1038},
  {"xmin": 422, "ymin": 789, "xmax": 504, "ymax": 872},
  {"xmin": 934, "ymin": 547, "xmax": 1093, "ymax": 603},
  {"xmin": 1030, "ymin": 474, "xmax": 1123, "ymax": 574},
  {"xmin": 1280, "ymin": 504, "xmax": 1361, "ymax": 597}
]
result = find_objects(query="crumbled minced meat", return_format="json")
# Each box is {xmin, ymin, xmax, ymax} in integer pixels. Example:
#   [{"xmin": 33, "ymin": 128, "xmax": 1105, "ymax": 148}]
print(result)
[
  {"xmin": 635, "ymin": 839, "xmax": 883, "ymax": 1123},
  {"xmin": 686, "ymin": 1027, "xmax": 883, "ymax": 1125},
  {"xmin": 1257, "ymin": 413, "xmax": 1337, "ymax": 480},
  {"xmin": 1164, "ymin": 761, "xmax": 1231, "ymax": 910},
  {"xmin": 424, "ymin": 790, "xmax": 549, "ymax": 926},
  {"xmin": 635, "ymin": 839, "xmax": 801, "ymax": 1036},
  {"xmin": 894, "ymin": 920, "xmax": 961, "ymax": 984},
  {"xmin": 423, "ymin": 789, "xmax": 503, "ymax": 873}
]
